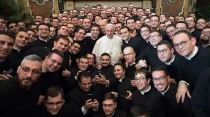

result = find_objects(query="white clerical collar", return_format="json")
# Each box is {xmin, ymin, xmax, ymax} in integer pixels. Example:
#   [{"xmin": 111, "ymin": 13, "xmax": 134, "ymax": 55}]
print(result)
[
  {"xmin": 164, "ymin": 55, "xmax": 175, "ymax": 65},
  {"xmin": 152, "ymin": 45, "xmax": 157, "ymax": 48},
  {"xmin": 118, "ymin": 76, "xmax": 125, "ymax": 82},
  {"xmin": 140, "ymin": 85, "xmax": 151, "ymax": 95},
  {"xmin": 13, "ymin": 47, "xmax": 22, "ymax": 52},
  {"xmin": 39, "ymin": 37, "xmax": 48, "ymax": 42},
  {"xmin": 129, "ymin": 61, "xmax": 136, "ymax": 66},
  {"xmin": 161, "ymin": 84, "xmax": 170, "ymax": 95},
  {"xmin": 107, "ymin": 111, "xmax": 115, "ymax": 117},
  {"xmin": 185, "ymin": 46, "xmax": 198, "ymax": 60},
  {"xmin": 0, "ymin": 58, "xmax": 6, "ymax": 63}
]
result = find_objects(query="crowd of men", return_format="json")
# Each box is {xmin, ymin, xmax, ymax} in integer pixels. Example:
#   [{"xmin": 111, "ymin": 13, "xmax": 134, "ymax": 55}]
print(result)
[{"xmin": 0, "ymin": 3, "xmax": 210, "ymax": 117}]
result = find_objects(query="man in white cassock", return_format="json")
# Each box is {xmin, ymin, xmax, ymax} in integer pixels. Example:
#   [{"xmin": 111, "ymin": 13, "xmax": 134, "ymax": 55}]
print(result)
[{"xmin": 92, "ymin": 24, "xmax": 122, "ymax": 65}]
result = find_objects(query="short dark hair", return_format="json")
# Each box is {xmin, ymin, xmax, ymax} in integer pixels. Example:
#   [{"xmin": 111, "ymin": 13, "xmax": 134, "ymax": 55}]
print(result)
[
  {"xmin": 151, "ymin": 66, "xmax": 169, "ymax": 76},
  {"xmin": 126, "ymin": 17, "xmax": 135, "ymax": 24},
  {"xmin": 166, "ymin": 24, "xmax": 175, "ymax": 30},
  {"xmin": 150, "ymin": 15, "xmax": 160, "ymax": 20},
  {"xmin": 174, "ymin": 30, "xmax": 193, "ymax": 40},
  {"xmin": 0, "ymin": 31, "xmax": 15, "ymax": 40},
  {"xmin": 100, "ymin": 53, "xmax": 111, "ymax": 59},
  {"xmin": 121, "ymin": 26, "xmax": 130, "ymax": 32},
  {"xmin": 114, "ymin": 63, "xmax": 125, "ymax": 70},
  {"xmin": 140, "ymin": 25, "xmax": 151, "ymax": 32},
  {"xmin": 157, "ymin": 40, "xmax": 173, "ymax": 49},
  {"xmin": 6, "ymin": 21, "xmax": 17, "ymax": 29},
  {"xmin": 78, "ymin": 71, "xmax": 91, "ymax": 83},
  {"xmin": 130, "ymin": 105, "xmax": 151, "ymax": 117},
  {"xmin": 47, "ymin": 49, "xmax": 64, "ymax": 60},
  {"xmin": 135, "ymin": 68, "xmax": 150, "ymax": 80},
  {"xmin": 176, "ymin": 21, "xmax": 189, "ymax": 29},
  {"xmin": 54, "ymin": 35, "xmax": 70, "ymax": 44},
  {"xmin": 150, "ymin": 30, "xmax": 161, "ymax": 36},
  {"xmin": 74, "ymin": 26, "xmax": 86, "ymax": 34},
  {"xmin": 37, "ymin": 23, "xmax": 50, "ymax": 31},
  {"xmin": 103, "ymin": 93, "xmax": 116, "ymax": 102},
  {"xmin": 45, "ymin": 86, "xmax": 64, "ymax": 101}
]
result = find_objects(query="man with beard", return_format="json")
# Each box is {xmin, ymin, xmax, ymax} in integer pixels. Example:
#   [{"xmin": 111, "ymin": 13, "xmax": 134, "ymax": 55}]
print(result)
[
  {"xmin": 200, "ymin": 27, "xmax": 210, "ymax": 48},
  {"xmin": 0, "ymin": 54, "xmax": 42, "ymax": 117},
  {"xmin": 196, "ymin": 18, "xmax": 206, "ymax": 32},
  {"xmin": 93, "ymin": 93, "xmax": 127, "ymax": 117}
]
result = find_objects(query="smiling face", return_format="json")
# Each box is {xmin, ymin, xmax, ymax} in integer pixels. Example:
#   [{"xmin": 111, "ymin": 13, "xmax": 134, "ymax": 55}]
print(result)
[
  {"xmin": 152, "ymin": 70, "xmax": 170, "ymax": 92},
  {"xmin": 135, "ymin": 73, "xmax": 150, "ymax": 91},
  {"xmin": 149, "ymin": 32, "xmax": 162, "ymax": 46},
  {"xmin": 157, "ymin": 44, "xmax": 174, "ymax": 63},
  {"xmin": 114, "ymin": 65, "xmax": 125, "ymax": 79},
  {"xmin": 15, "ymin": 31, "xmax": 29, "ymax": 48},
  {"xmin": 173, "ymin": 32, "xmax": 196, "ymax": 57}
]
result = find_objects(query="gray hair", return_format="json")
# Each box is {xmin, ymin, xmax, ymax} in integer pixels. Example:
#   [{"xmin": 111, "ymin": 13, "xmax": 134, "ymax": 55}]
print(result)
[{"xmin": 21, "ymin": 54, "xmax": 42, "ymax": 65}]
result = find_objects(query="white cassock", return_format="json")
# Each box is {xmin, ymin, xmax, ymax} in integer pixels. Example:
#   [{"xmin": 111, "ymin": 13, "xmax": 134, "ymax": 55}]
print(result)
[{"xmin": 92, "ymin": 35, "xmax": 122, "ymax": 65}]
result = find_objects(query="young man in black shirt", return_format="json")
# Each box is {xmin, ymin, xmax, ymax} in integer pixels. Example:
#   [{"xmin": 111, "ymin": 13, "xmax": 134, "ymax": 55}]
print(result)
[
  {"xmin": 0, "ymin": 31, "xmax": 15, "ymax": 80},
  {"xmin": 93, "ymin": 93, "xmax": 127, "ymax": 117},
  {"xmin": 132, "ymin": 68, "xmax": 166, "ymax": 117},
  {"xmin": 152, "ymin": 67, "xmax": 193, "ymax": 117}
]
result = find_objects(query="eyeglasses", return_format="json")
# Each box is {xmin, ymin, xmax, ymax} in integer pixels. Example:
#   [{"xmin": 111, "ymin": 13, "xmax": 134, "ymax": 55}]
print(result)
[
  {"xmin": 123, "ymin": 53, "xmax": 133, "ymax": 57},
  {"xmin": 157, "ymin": 49, "xmax": 170, "ymax": 54},
  {"xmin": 185, "ymin": 20, "xmax": 194, "ymax": 23},
  {"xmin": 140, "ymin": 30, "xmax": 149, "ymax": 33},
  {"xmin": 47, "ymin": 101, "xmax": 63, "ymax": 107},
  {"xmin": 38, "ymin": 28, "xmax": 49, "ymax": 31},
  {"xmin": 48, "ymin": 56, "xmax": 62, "ymax": 66},
  {"xmin": 152, "ymin": 76, "xmax": 166, "ymax": 82},
  {"xmin": 134, "ymin": 77, "xmax": 146, "ymax": 81},
  {"xmin": 173, "ymin": 41, "xmax": 188, "ymax": 49},
  {"xmin": 201, "ymin": 31, "xmax": 210, "ymax": 35},
  {"xmin": 149, "ymin": 34, "xmax": 160, "ymax": 39},
  {"xmin": 166, "ymin": 29, "xmax": 175, "ymax": 34},
  {"xmin": 102, "ymin": 104, "xmax": 114, "ymax": 108},
  {"xmin": 197, "ymin": 22, "xmax": 205, "ymax": 25},
  {"xmin": 20, "ymin": 66, "xmax": 40, "ymax": 77}
]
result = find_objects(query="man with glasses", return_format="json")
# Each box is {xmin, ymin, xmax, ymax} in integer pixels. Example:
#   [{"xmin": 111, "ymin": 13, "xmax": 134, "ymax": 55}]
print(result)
[
  {"xmin": 140, "ymin": 25, "xmax": 151, "ymax": 47},
  {"xmin": 33, "ymin": 86, "xmax": 74, "ymax": 117},
  {"xmin": 200, "ymin": 27, "xmax": 210, "ymax": 48},
  {"xmin": 172, "ymin": 30, "xmax": 210, "ymax": 103},
  {"xmin": 93, "ymin": 93, "xmax": 127, "ymax": 117},
  {"xmin": 37, "ymin": 50, "xmax": 64, "ymax": 105},
  {"xmin": 0, "ymin": 54, "xmax": 42, "ymax": 117},
  {"xmin": 196, "ymin": 18, "xmax": 206, "ymax": 31},
  {"xmin": 131, "ymin": 68, "xmax": 166, "ymax": 117},
  {"xmin": 27, "ymin": 23, "xmax": 53, "ymax": 49},
  {"xmin": 151, "ymin": 67, "xmax": 192, "ymax": 117},
  {"xmin": 156, "ymin": 40, "xmax": 177, "ymax": 83},
  {"xmin": 137, "ymin": 30, "xmax": 165, "ymax": 70}
]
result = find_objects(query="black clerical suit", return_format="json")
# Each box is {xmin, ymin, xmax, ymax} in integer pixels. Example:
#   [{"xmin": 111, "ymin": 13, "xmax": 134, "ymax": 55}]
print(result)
[
  {"xmin": 0, "ymin": 76, "xmax": 40, "ymax": 117},
  {"xmin": 131, "ymin": 87, "xmax": 166, "ymax": 117},
  {"xmin": 0, "ymin": 57, "xmax": 15, "ymax": 75},
  {"xmin": 191, "ymin": 67, "xmax": 210, "ymax": 117},
  {"xmin": 92, "ymin": 109, "xmax": 127, "ymax": 117},
  {"xmin": 109, "ymin": 76, "xmax": 136, "ymax": 112},
  {"xmin": 121, "ymin": 37, "xmax": 147, "ymax": 56},
  {"xmin": 66, "ymin": 86, "xmax": 102, "ymax": 117},
  {"xmin": 173, "ymin": 47, "xmax": 210, "ymax": 91},
  {"xmin": 162, "ymin": 83, "xmax": 193, "ymax": 117},
  {"xmin": 26, "ymin": 38, "xmax": 54, "ymax": 50},
  {"xmin": 137, "ymin": 44, "xmax": 166, "ymax": 69},
  {"xmin": 31, "ymin": 103, "xmax": 75, "ymax": 117},
  {"xmin": 84, "ymin": 36, "xmax": 99, "ymax": 52},
  {"xmin": 73, "ymin": 39, "xmax": 90, "ymax": 57},
  {"xmin": 123, "ymin": 61, "xmax": 138, "ymax": 78}
]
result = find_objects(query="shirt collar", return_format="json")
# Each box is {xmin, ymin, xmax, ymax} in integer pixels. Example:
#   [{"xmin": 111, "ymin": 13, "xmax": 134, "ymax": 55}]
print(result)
[
  {"xmin": 107, "ymin": 111, "xmax": 115, "ymax": 117},
  {"xmin": 39, "ymin": 37, "xmax": 49, "ymax": 42},
  {"xmin": 13, "ymin": 47, "xmax": 22, "ymax": 52},
  {"xmin": 140, "ymin": 85, "xmax": 151, "ymax": 95},
  {"xmin": 129, "ymin": 61, "xmax": 136, "ymax": 66},
  {"xmin": 118, "ymin": 76, "xmax": 125, "ymax": 82},
  {"xmin": 0, "ymin": 58, "xmax": 6, "ymax": 63},
  {"xmin": 164, "ymin": 55, "xmax": 175, "ymax": 65},
  {"xmin": 185, "ymin": 46, "xmax": 198, "ymax": 60},
  {"xmin": 161, "ymin": 84, "xmax": 170, "ymax": 95}
]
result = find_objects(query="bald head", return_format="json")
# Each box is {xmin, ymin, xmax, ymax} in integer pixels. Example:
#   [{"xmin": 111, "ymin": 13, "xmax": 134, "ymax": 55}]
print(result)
[
  {"xmin": 99, "ymin": 20, "xmax": 108, "ymax": 33},
  {"xmin": 123, "ymin": 47, "xmax": 136, "ymax": 64}
]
